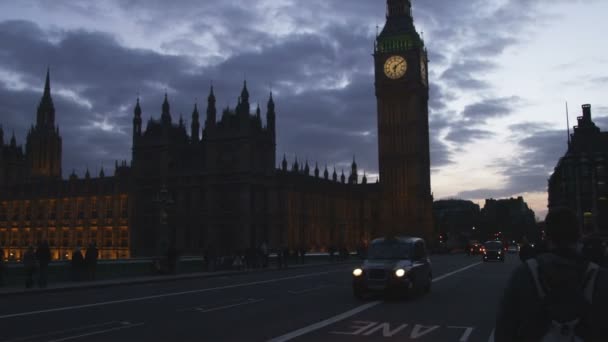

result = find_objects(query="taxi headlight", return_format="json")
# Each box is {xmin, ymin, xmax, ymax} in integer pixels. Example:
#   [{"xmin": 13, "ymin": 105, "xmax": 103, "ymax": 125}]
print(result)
[
  {"xmin": 353, "ymin": 268, "xmax": 363, "ymax": 277},
  {"xmin": 498, "ymin": 250, "xmax": 502, "ymax": 255},
  {"xmin": 395, "ymin": 269, "xmax": 406, "ymax": 278}
]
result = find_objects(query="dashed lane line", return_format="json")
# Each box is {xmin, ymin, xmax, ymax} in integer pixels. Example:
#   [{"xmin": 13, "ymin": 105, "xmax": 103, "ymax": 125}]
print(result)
[
  {"xmin": 267, "ymin": 261, "xmax": 483, "ymax": 342},
  {"xmin": 0, "ymin": 269, "xmax": 345, "ymax": 320}
]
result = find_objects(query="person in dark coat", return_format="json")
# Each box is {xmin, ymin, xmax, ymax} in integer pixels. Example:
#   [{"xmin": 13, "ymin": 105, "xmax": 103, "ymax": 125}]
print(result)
[
  {"xmin": 518, "ymin": 237, "xmax": 536, "ymax": 262},
  {"xmin": 84, "ymin": 242, "xmax": 99, "ymax": 281},
  {"xmin": 495, "ymin": 207, "xmax": 608, "ymax": 342},
  {"xmin": 23, "ymin": 246, "xmax": 36, "ymax": 288},
  {"xmin": 71, "ymin": 247, "xmax": 84, "ymax": 281},
  {"xmin": 35, "ymin": 240, "xmax": 52, "ymax": 288}
]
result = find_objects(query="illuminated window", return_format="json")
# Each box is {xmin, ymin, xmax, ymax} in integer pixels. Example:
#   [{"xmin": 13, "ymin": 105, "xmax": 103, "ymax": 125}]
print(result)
[
  {"xmin": 89, "ymin": 227, "xmax": 98, "ymax": 245},
  {"xmin": 91, "ymin": 198, "xmax": 98, "ymax": 219},
  {"xmin": 10, "ymin": 229, "xmax": 18, "ymax": 247},
  {"xmin": 119, "ymin": 227, "xmax": 128, "ymax": 247}
]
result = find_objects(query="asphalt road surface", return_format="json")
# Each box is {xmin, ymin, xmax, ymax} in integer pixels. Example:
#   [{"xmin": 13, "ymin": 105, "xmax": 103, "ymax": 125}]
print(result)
[{"xmin": 0, "ymin": 253, "xmax": 520, "ymax": 342}]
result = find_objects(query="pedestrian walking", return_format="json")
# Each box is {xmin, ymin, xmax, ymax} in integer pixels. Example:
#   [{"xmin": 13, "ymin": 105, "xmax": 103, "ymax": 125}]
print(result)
[
  {"xmin": 35, "ymin": 240, "xmax": 51, "ymax": 288},
  {"xmin": 167, "ymin": 246, "xmax": 178, "ymax": 274},
  {"xmin": 495, "ymin": 207, "xmax": 608, "ymax": 342},
  {"xmin": 23, "ymin": 246, "xmax": 36, "ymax": 288},
  {"xmin": 71, "ymin": 247, "xmax": 84, "ymax": 281},
  {"xmin": 0, "ymin": 245, "xmax": 5, "ymax": 287},
  {"xmin": 85, "ymin": 242, "xmax": 99, "ymax": 281},
  {"xmin": 260, "ymin": 242, "xmax": 269, "ymax": 268},
  {"xmin": 518, "ymin": 237, "xmax": 536, "ymax": 262}
]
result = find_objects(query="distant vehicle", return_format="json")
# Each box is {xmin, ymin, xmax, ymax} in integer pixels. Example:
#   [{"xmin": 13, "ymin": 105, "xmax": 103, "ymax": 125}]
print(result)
[
  {"xmin": 467, "ymin": 242, "xmax": 484, "ymax": 256},
  {"xmin": 483, "ymin": 241, "xmax": 505, "ymax": 262},
  {"xmin": 352, "ymin": 237, "xmax": 432, "ymax": 299}
]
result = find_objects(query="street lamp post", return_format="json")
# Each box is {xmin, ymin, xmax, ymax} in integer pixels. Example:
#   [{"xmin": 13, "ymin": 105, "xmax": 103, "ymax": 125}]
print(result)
[{"xmin": 153, "ymin": 186, "xmax": 174, "ymax": 262}]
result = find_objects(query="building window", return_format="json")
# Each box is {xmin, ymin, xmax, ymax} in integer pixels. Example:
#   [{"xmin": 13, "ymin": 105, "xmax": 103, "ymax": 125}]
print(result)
[
  {"xmin": 75, "ymin": 228, "xmax": 84, "ymax": 247},
  {"xmin": 120, "ymin": 198, "xmax": 128, "ymax": 218},
  {"xmin": 25, "ymin": 203, "xmax": 31, "ymax": 221},
  {"xmin": 63, "ymin": 200, "xmax": 71, "ymax": 220},
  {"xmin": 119, "ymin": 227, "xmax": 128, "ymax": 248},
  {"xmin": 90, "ymin": 197, "xmax": 98, "ymax": 219},
  {"xmin": 77, "ymin": 200, "xmax": 84, "ymax": 219},
  {"xmin": 105, "ymin": 197, "xmax": 113, "ymax": 219},
  {"xmin": 48, "ymin": 228, "xmax": 56, "ymax": 247},
  {"xmin": 11, "ymin": 203, "xmax": 19, "ymax": 221},
  {"xmin": 10, "ymin": 229, "xmax": 18, "ymax": 247},
  {"xmin": 61, "ymin": 228, "xmax": 70, "ymax": 247},
  {"xmin": 104, "ymin": 228, "xmax": 113, "ymax": 247},
  {"xmin": 49, "ymin": 201, "xmax": 57, "ymax": 220},
  {"xmin": 0, "ymin": 229, "xmax": 7, "ymax": 246}
]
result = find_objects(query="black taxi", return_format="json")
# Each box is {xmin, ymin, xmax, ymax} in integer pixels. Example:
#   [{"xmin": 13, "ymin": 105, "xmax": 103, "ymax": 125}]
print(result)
[{"xmin": 352, "ymin": 236, "xmax": 432, "ymax": 299}]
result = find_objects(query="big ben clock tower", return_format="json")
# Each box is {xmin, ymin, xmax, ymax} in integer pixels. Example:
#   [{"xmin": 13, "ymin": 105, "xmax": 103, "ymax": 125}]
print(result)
[{"xmin": 375, "ymin": 0, "xmax": 433, "ymax": 239}]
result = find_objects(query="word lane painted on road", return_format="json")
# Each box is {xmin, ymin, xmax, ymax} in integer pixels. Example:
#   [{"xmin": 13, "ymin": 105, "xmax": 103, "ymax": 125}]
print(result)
[{"xmin": 330, "ymin": 321, "xmax": 477, "ymax": 341}]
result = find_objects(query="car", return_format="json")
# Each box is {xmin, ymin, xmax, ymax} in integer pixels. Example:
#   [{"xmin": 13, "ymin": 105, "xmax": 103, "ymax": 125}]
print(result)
[
  {"xmin": 467, "ymin": 242, "xmax": 484, "ymax": 256},
  {"xmin": 352, "ymin": 236, "xmax": 432, "ymax": 299},
  {"xmin": 483, "ymin": 241, "xmax": 505, "ymax": 262}
]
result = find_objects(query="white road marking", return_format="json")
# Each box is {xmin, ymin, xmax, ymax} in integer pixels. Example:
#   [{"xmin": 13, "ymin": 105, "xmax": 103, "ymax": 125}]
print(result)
[
  {"xmin": 46, "ymin": 323, "xmax": 144, "ymax": 342},
  {"xmin": 195, "ymin": 298, "xmax": 264, "ymax": 313},
  {"xmin": 410, "ymin": 325, "xmax": 440, "ymax": 339},
  {"xmin": 432, "ymin": 262, "xmax": 483, "ymax": 283},
  {"xmin": 267, "ymin": 261, "xmax": 483, "ymax": 342},
  {"xmin": 4, "ymin": 321, "xmax": 119, "ymax": 342},
  {"xmin": 288, "ymin": 285, "xmax": 328, "ymax": 295},
  {"xmin": 268, "ymin": 303, "xmax": 382, "ymax": 342},
  {"xmin": 0, "ymin": 269, "xmax": 342, "ymax": 320},
  {"xmin": 447, "ymin": 326, "xmax": 475, "ymax": 342}
]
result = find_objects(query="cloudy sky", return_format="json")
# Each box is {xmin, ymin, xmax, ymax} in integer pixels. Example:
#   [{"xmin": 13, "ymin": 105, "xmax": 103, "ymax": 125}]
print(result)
[{"xmin": 0, "ymin": 0, "xmax": 607, "ymax": 218}]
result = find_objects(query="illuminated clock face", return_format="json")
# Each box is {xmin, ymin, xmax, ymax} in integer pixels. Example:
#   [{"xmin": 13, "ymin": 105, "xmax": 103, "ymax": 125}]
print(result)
[{"xmin": 384, "ymin": 55, "xmax": 407, "ymax": 79}]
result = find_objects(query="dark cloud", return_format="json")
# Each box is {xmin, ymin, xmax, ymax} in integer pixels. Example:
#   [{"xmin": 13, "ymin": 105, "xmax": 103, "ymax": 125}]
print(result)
[
  {"xmin": 0, "ymin": 0, "xmax": 577, "ymax": 184},
  {"xmin": 462, "ymin": 96, "xmax": 522, "ymax": 121}
]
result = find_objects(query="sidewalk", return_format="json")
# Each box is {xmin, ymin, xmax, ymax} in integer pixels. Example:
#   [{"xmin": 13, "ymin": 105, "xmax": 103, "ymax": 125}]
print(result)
[{"xmin": 0, "ymin": 260, "xmax": 356, "ymax": 297}]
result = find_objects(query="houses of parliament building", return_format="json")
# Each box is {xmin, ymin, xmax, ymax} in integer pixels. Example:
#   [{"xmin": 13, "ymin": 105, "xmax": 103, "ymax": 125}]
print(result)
[{"xmin": 0, "ymin": 0, "xmax": 433, "ymax": 260}]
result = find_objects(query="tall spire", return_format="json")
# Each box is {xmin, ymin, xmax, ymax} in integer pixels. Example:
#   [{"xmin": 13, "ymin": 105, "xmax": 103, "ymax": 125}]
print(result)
[
  {"xmin": 161, "ymin": 93, "xmax": 172, "ymax": 125},
  {"xmin": 239, "ymin": 81, "xmax": 250, "ymax": 116},
  {"xmin": 191, "ymin": 102, "xmax": 200, "ymax": 142},
  {"xmin": 206, "ymin": 86, "xmax": 217, "ymax": 130},
  {"xmin": 133, "ymin": 97, "xmax": 142, "ymax": 140},
  {"xmin": 267, "ymin": 92, "xmax": 276, "ymax": 143},
  {"xmin": 241, "ymin": 80, "xmax": 249, "ymax": 103},
  {"xmin": 10, "ymin": 131, "xmax": 16, "ymax": 147},
  {"xmin": 37, "ymin": 68, "xmax": 56, "ymax": 128},
  {"xmin": 44, "ymin": 67, "xmax": 51, "ymax": 98}
]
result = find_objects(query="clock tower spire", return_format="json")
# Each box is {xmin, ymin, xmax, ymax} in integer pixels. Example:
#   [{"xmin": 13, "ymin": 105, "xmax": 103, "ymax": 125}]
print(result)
[{"xmin": 375, "ymin": 0, "xmax": 432, "ymax": 239}]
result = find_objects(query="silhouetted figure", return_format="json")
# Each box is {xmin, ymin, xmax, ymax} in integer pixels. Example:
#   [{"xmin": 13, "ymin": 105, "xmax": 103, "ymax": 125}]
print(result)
[
  {"xmin": 496, "ymin": 207, "xmax": 608, "ymax": 341},
  {"xmin": 329, "ymin": 246, "xmax": 336, "ymax": 262},
  {"xmin": 23, "ymin": 246, "xmax": 36, "ymax": 288},
  {"xmin": 260, "ymin": 242, "xmax": 269, "ymax": 268},
  {"xmin": 85, "ymin": 243, "xmax": 99, "ymax": 281},
  {"xmin": 299, "ymin": 247, "xmax": 306, "ymax": 264},
  {"xmin": 580, "ymin": 225, "xmax": 605, "ymax": 265},
  {"xmin": 36, "ymin": 241, "xmax": 51, "ymax": 288},
  {"xmin": 167, "ymin": 246, "xmax": 178, "ymax": 274},
  {"xmin": 518, "ymin": 237, "xmax": 536, "ymax": 262},
  {"xmin": 71, "ymin": 247, "xmax": 84, "ymax": 281},
  {"xmin": 0, "ymin": 245, "xmax": 5, "ymax": 287}
]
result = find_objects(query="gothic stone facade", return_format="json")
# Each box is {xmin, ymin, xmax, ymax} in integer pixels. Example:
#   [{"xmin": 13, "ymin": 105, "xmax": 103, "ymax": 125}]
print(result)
[
  {"xmin": 549, "ymin": 104, "xmax": 608, "ymax": 237},
  {"xmin": 0, "ymin": 0, "xmax": 432, "ymax": 259}
]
